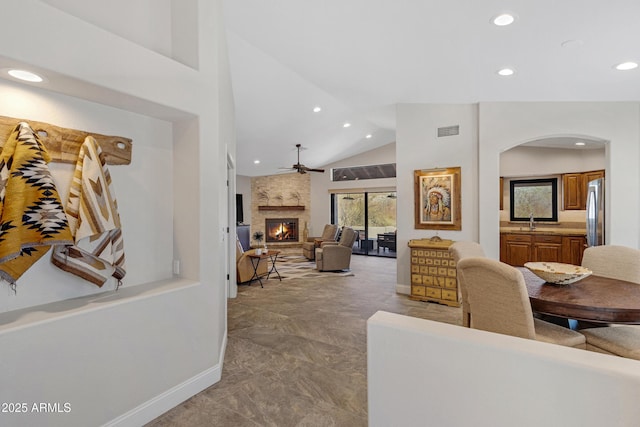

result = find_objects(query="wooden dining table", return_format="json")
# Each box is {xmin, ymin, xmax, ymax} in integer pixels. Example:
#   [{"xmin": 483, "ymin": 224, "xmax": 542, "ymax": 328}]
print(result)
[{"xmin": 522, "ymin": 268, "xmax": 640, "ymax": 324}]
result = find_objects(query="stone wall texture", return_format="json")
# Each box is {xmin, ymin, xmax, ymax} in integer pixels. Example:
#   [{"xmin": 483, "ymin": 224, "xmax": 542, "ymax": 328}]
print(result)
[{"xmin": 251, "ymin": 173, "xmax": 311, "ymax": 247}]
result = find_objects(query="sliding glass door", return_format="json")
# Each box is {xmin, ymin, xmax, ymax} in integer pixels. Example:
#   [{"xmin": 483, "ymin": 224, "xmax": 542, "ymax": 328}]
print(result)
[{"xmin": 332, "ymin": 191, "xmax": 396, "ymax": 258}]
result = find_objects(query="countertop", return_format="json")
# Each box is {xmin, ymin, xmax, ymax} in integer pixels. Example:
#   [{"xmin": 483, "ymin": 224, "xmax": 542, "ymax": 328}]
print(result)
[{"xmin": 500, "ymin": 227, "xmax": 586, "ymax": 236}]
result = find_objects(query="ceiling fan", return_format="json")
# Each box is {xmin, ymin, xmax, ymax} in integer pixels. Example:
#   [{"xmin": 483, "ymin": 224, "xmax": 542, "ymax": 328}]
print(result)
[{"xmin": 281, "ymin": 144, "xmax": 325, "ymax": 174}]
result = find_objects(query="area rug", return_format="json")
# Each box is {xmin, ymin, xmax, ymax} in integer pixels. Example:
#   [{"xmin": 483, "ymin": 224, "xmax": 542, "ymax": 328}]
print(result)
[{"xmin": 273, "ymin": 255, "xmax": 355, "ymax": 280}]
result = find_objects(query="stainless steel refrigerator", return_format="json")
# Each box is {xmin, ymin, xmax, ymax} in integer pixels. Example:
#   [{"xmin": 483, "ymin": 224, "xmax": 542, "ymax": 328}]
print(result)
[{"xmin": 586, "ymin": 178, "xmax": 605, "ymax": 246}]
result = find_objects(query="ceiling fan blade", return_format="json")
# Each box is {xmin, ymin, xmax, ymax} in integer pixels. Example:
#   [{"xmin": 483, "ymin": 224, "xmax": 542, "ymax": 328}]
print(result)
[{"xmin": 288, "ymin": 144, "xmax": 323, "ymax": 173}]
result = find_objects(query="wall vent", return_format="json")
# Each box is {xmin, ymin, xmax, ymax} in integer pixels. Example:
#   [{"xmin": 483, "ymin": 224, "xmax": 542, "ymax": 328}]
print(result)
[{"xmin": 437, "ymin": 125, "xmax": 459, "ymax": 137}]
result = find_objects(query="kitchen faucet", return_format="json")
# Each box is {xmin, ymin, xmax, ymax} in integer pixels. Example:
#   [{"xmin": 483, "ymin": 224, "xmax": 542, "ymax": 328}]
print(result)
[{"xmin": 529, "ymin": 213, "xmax": 536, "ymax": 230}]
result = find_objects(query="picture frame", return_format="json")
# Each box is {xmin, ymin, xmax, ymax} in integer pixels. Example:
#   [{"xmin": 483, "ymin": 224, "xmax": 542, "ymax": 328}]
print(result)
[
  {"xmin": 414, "ymin": 167, "xmax": 461, "ymax": 230},
  {"xmin": 509, "ymin": 178, "xmax": 558, "ymax": 222}
]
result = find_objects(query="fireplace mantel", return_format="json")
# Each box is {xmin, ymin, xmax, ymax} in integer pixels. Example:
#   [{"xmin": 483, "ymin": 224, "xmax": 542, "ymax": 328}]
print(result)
[{"xmin": 258, "ymin": 205, "xmax": 305, "ymax": 211}]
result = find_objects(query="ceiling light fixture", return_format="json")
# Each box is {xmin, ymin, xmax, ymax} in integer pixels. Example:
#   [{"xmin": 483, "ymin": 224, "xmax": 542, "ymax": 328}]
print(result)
[
  {"xmin": 313, "ymin": 106, "xmax": 322, "ymax": 113},
  {"xmin": 365, "ymin": 134, "xmax": 372, "ymax": 139},
  {"xmin": 492, "ymin": 13, "xmax": 516, "ymax": 26},
  {"xmin": 343, "ymin": 122, "xmax": 351, "ymax": 128},
  {"xmin": 615, "ymin": 62, "xmax": 638, "ymax": 71},
  {"xmin": 497, "ymin": 68, "xmax": 515, "ymax": 76},
  {"xmin": 575, "ymin": 142, "xmax": 586, "ymax": 146},
  {"xmin": 253, "ymin": 160, "xmax": 260, "ymax": 164},
  {"xmin": 7, "ymin": 69, "xmax": 43, "ymax": 83}
]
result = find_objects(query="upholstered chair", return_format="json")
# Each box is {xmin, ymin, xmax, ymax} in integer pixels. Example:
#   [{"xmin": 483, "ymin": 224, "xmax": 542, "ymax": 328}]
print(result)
[
  {"xmin": 578, "ymin": 245, "xmax": 640, "ymax": 359},
  {"xmin": 236, "ymin": 236, "xmax": 267, "ymax": 284},
  {"xmin": 315, "ymin": 227, "xmax": 357, "ymax": 272},
  {"xmin": 449, "ymin": 241, "xmax": 486, "ymax": 328},
  {"xmin": 301, "ymin": 224, "xmax": 339, "ymax": 260},
  {"xmin": 581, "ymin": 245, "xmax": 640, "ymax": 284},
  {"xmin": 457, "ymin": 257, "xmax": 586, "ymax": 349}
]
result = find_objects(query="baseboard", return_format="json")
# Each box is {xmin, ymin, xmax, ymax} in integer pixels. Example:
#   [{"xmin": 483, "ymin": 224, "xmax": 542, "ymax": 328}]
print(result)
[
  {"xmin": 396, "ymin": 283, "xmax": 410, "ymax": 295},
  {"xmin": 105, "ymin": 333, "xmax": 227, "ymax": 427}
]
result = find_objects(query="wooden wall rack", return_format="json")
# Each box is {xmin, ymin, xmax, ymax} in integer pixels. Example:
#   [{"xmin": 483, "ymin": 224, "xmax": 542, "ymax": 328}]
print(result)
[{"xmin": 0, "ymin": 116, "xmax": 132, "ymax": 165}]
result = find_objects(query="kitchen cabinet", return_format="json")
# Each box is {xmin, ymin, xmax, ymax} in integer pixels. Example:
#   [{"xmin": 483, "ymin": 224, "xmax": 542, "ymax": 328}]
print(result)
[
  {"xmin": 562, "ymin": 236, "xmax": 587, "ymax": 265},
  {"xmin": 501, "ymin": 232, "xmax": 586, "ymax": 267},
  {"xmin": 532, "ymin": 234, "xmax": 563, "ymax": 262},
  {"xmin": 501, "ymin": 233, "xmax": 532, "ymax": 267},
  {"xmin": 563, "ymin": 170, "xmax": 604, "ymax": 210},
  {"xmin": 563, "ymin": 173, "xmax": 583, "ymax": 210}
]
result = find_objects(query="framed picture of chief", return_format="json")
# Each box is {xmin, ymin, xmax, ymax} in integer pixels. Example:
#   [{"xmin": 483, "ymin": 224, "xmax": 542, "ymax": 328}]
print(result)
[{"xmin": 414, "ymin": 167, "xmax": 461, "ymax": 230}]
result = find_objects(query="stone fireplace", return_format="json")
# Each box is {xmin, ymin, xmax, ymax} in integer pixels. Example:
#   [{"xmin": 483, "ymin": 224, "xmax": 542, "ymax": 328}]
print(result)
[
  {"xmin": 265, "ymin": 218, "xmax": 299, "ymax": 243},
  {"xmin": 250, "ymin": 173, "xmax": 310, "ymax": 248}
]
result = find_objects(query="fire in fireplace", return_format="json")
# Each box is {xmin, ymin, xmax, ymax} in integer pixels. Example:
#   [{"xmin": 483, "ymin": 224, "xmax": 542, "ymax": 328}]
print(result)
[{"xmin": 265, "ymin": 218, "xmax": 299, "ymax": 242}]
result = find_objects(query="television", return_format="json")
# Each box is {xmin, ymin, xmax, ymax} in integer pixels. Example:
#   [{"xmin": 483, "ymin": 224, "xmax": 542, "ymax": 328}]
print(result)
[{"xmin": 236, "ymin": 194, "xmax": 244, "ymax": 224}]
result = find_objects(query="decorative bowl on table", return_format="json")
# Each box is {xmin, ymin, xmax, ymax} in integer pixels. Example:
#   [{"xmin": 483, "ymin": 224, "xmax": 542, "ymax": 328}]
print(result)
[{"xmin": 524, "ymin": 262, "xmax": 592, "ymax": 285}]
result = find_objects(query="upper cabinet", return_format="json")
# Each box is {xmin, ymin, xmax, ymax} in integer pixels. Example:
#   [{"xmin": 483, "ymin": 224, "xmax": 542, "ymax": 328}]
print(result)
[
  {"xmin": 562, "ymin": 173, "xmax": 583, "ymax": 210},
  {"xmin": 562, "ymin": 170, "xmax": 604, "ymax": 210}
]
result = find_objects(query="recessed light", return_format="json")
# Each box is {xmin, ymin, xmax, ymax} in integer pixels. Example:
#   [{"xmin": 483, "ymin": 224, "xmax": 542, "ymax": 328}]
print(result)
[
  {"xmin": 497, "ymin": 68, "xmax": 515, "ymax": 76},
  {"xmin": 492, "ymin": 13, "xmax": 516, "ymax": 26},
  {"xmin": 313, "ymin": 106, "xmax": 322, "ymax": 113},
  {"xmin": 365, "ymin": 134, "xmax": 372, "ymax": 139},
  {"xmin": 343, "ymin": 122, "xmax": 351, "ymax": 128},
  {"xmin": 615, "ymin": 62, "xmax": 638, "ymax": 71},
  {"xmin": 7, "ymin": 69, "xmax": 43, "ymax": 82},
  {"xmin": 253, "ymin": 160, "xmax": 260, "ymax": 164},
  {"xmin": 575, "ymin": 142, "xmax": 586, "ymax": 146}
]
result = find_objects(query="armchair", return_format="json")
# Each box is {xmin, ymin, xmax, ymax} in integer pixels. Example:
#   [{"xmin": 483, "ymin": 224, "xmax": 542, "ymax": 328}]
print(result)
[
  {"xmin": 315, "ymin": 227, "xmax": 357, "ymax": 272},
  {"xmin": 302, "ymin": 224, "xmax": 339, "ymax": 260},
  {"xmin": 236, "ymin": 236, "xmax": 267, "ymax": 284}
]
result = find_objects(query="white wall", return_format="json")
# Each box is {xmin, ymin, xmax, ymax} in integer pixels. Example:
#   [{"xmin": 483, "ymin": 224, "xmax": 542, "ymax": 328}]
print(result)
[
  {"xmin": 41, "ymin": 0, "xmax": 172, "ymax": 59},
  {"xmin": 396, "ymin": 104, "xmax": 479, "ymax": 292},
  {"xmin": 368, "ymin": 311, "xmax": 640, "ymax": 427},
  {"xmin": 309, "ymin": 142, "xmax": 397, "ymax": 236},
  {"xmin": 500, "ymin": 146, "xmax": 606, "ymax": 177},
  {"xmin": 0, "ymin": 1, "xmax": 231, "ymax": 425}
]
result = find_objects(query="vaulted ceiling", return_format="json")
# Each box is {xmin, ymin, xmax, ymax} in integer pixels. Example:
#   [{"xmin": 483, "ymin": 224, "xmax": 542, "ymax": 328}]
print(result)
[{"xmin": 222, "ymin": 0, "xmax": 640, "ymax": 177}]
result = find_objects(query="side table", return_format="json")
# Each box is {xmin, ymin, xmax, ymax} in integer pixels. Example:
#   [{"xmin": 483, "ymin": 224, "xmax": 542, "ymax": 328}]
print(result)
[{"xmin": 246, "ymin": 250, "xmax": 282, "ymax": 288}]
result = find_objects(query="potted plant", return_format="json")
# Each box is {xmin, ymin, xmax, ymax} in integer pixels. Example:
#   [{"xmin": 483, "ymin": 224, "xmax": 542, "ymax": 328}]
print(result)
[{"xmin": 252, "ymin": 231, "xmax": 265, "ymax": 253}]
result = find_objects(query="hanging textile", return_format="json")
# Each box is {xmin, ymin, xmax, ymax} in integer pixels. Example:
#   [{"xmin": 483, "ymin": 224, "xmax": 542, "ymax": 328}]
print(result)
[
  {"xmin": 52, "ymin": 136, "xmax": 126, "ymax": 287},
  {"xmin": 0, "ymin": 122, "xmax": 73, "ymax": 289}
]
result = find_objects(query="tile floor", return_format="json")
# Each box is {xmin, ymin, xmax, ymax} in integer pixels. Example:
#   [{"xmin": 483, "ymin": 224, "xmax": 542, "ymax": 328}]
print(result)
[{"xmin": 146, "ymin": 254, "xmax": 461, "ymax": 426}]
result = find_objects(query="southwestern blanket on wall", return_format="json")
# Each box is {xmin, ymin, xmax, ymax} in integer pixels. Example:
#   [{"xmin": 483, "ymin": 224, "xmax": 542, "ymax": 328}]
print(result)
[
  {"xmin": 0, "ymin": 122, "xmax": 73, "ymax": 289},
  {"xmin": 52, "ymin": 136, "xmax": 126, "ymax": 287}
]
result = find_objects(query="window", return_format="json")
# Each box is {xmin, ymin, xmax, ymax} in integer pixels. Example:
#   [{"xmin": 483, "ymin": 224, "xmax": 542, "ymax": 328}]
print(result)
[
  {"xmin": 509, "ymin": 178, "xmax": 558, "ymax": 222},
  {"xmin": 331, "ymin": 163, "xmax": 396, "ymax": 181}
]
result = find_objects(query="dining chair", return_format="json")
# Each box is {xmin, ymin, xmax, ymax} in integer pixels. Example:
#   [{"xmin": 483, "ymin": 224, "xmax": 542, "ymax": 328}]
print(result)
[
  {"xmin": 581, "ymin": 245, "xmax": 640, "ymax": 284},
  {"xmin": 457, "ymin": 257, "xmax": 586, "ymax": 349},
  {"xmin": 449, "ymin": 241, "xmax": 486, "ymax": 327},
  {"xmin": 579, "ymin": 245, "xmax": 640, "ymax": 358}
]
